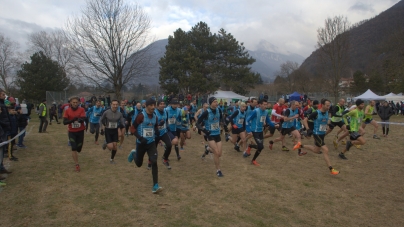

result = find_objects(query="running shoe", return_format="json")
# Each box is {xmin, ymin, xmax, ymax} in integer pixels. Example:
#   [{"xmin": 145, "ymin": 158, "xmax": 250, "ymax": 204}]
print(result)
[
  {"xmin": 341, "ymin": 140, "xmax": 346, "ymax": 145},
  {"xmin": 180, "ymin": 147, "xmax": 184, "ymax": 151},
  {"xmin": 346, "ymin": 141, "xmax": 353, "ymax": 151},
  {"xmin": 339, "ymin": 153, "xmax": 348, "ymax": 160},
  {"xmin": 298, "ymin": 150, "xmax": 307, "ymax": 156},
  {"xmin": 216, "ymin": 170, "xmax": 224, "ymax": 177},
  {"xmin": 17, "ymin": 144, "xmax": 27, "ymax": 148},
  {"xmin": 269, "ymin": 141, "xmax": 273, "ymax": 150},
  {"xmin": 234, "ymin": 145, "xmax": 240, "ymax": 152},
  {"xmin": 333, "ymin": 138, "xmax": 338, "ymax": 149},
  {"xmin": 293, "ymin": 142, "xmax": 301, "ymax": 150},
  {"xmin": 110, "ymin": 159, "xmax": 115, "ymax": 164},
  {"xmin": 128, "ymin": 149, "xmax": 136, "ymax": 163},
  {"xmin": 75, "ymin": 164, "xmax": 80, "ymax": 172},
  {"xmin": 118, "ymin": 146, "xmax": 122, "ymax": 150},
  {"xmin": 147, "ymin": 161, "xmax": 151, "ymax": 170},
  {"xmin": 177, "ymin": 155, "xmax": 181, "ymax": 161},
  {"xmin": 152, "ymin": 183, "xmax": 163, "ymax": 194},
  {"xmin": 0, "ymin": 181, "xmax": 6, "ymax": 186},
  {"xmin": 373, "ymin": 135, "xmax": 380, "ymax": 139},
  {"xmin": 225, "ymin": 133, "xmax": 230, "ymax": 142},
  {"xmin": 282, "ymin": 146, "xmax": 289, "ymax": 151},
  {"xmin": 251, "ymin": 160, "xmax": 260, "ymax": 166},
  {"xmin": 204, "ymin": 145, "xmax": 209, "ymax": 155},
  {"xmin": 102, "ymin": 142, "xmax": 107, "ymax": 150},
  {"xmin": 162, "ymin": 160, "xmax": 171, "ymax": 170},
  {"xmin": 354, "ymin": 144, "xmax": 361, "ymax": 149},
  {"xmin": 330, "ymin": 168, "xmax": 340, "ymax": 175}
]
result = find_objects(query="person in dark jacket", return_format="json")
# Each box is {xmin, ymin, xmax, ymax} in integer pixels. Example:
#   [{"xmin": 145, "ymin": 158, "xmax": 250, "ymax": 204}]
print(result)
[
  {"xmin": 0, "ymin": 89, "xmax": 12, "ymax": 175},
  {"xmin": 378, "ymin": 101, "xmax": 394, "ymax": 137},
  {"xmin": 7, "ymin": 106, "xmax": 18, "ymax": 161},
  {"xmin": 49, "ymin": 102, "xmax": 60, "ymax": 125},
  {"xmin": 16, "ymin": 106, "xmax": 29, "ymax": 148}
]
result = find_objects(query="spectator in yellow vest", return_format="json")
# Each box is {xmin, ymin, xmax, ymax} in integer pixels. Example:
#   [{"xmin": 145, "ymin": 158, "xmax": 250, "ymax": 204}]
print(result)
[{"xmin": 39, "ymin": 99, "xmax": 48, "ymax": 133}]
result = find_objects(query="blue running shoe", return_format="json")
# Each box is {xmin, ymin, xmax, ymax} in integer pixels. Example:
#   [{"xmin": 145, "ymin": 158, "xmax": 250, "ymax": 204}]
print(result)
[
  {"xmin": 225, "ymin": 133, "xmax": 230, "ymax": 142},
  {"xmin": 128, "ymin": 149, "xmax": 136, "ymax": 163},
  {"xmin": 152, "ymin": 183, "xmax": 163, "ymax": 194},
  {"xmin": 216, "ymin": 170, "xmax": 224, "ymax": 177}
]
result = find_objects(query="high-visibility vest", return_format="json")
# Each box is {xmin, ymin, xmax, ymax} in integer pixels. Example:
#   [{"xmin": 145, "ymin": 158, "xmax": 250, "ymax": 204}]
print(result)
[{"xmin": 39, "ymin": 103, "xmax": 47, "ymax": 116}]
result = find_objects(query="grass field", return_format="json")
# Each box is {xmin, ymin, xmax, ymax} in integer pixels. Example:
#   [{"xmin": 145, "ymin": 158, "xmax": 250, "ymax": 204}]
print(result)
[{"xmin": 1, "ymin": 115, "xmax": 404, "ymax": 227}]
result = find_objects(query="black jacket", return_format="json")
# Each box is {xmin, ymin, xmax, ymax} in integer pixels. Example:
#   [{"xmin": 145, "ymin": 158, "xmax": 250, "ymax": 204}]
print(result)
[
  {"xmin": 17, "ymin": 113, "xmax": 29, "ymax": 128},
  {"xmin": 0, "ymin": 99, "xmax": 11, "ymax": 132},
  {"xmin": 378, "ymin": 105, "xmax": 394, "ymax": 120}
]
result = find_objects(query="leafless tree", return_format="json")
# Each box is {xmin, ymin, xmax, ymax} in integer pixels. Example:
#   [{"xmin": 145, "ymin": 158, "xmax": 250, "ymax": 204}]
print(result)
[
  {"xmin": 65, "ymin": 0, "xmax": 153, "ymax": 100},
  {"xmin": 316, "ymin": 16, "xmax": 350, "ymax": 103},
  {"xmin": 0, "ymin": 33, "xmax": 21, "ymax": 93},
  {"xmin": 29, "ymin": 30, "xmax": 76, "ymax": 81},
  {"xmin": 279, "ymin": 61, "xmax": 299, "ymax": 92}
]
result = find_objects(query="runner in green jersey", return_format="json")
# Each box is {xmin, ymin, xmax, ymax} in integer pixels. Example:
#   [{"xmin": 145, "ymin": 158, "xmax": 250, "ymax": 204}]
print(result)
[
  {"xmin": 326, "ymin": 99, "xmax": 349, "ymax": 149},
  {"xmin": 339, "ymin": 99, "xmax": 366, "ymax": 160},
  {"xmin": 361, "ymin": 100, "xmax": 380, "ymax": 139}
]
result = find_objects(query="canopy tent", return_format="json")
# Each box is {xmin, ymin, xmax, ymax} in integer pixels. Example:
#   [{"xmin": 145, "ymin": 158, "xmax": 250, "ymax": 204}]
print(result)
[
  {"xmin": 209, "ymin": 90, "xmax": 248, "ymax": 104},
  {"xmin": 383, "ymin": 92, "xmax": 397, "ymax": 97},
  {"xmin": 353, "ymin": 89, "xmax": 385, "ymax": 101},
  {"xmin": 385, "ymin": 95, "xmax": 404, "ymax": 102},
  {"xmin": 289, "ymin": 91, "xmax": 301, "ymax": 102}
]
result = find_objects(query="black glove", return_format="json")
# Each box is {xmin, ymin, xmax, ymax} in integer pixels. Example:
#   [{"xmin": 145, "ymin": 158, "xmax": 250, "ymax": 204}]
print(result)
[
  {"xmin": 78, "ymin": 118, "xmax": 85, "ymax": 123},
  {"xmin": 223, "ymin": 126, "xmax": 229, "ymax": 133},
  {"xmin": 202, "ymin": 129, "xmax": 210, "ymax": 136},
  {"xmin": 140, "ymin": 137, "xmax": 148, "ymax": 145},
  {"xmin": 100, "ymin": 129, "xmax": 105, "ymax": 135},
  {"xmin": 158, "ymin": 120, "xmax": 165, "ymax": 126}
]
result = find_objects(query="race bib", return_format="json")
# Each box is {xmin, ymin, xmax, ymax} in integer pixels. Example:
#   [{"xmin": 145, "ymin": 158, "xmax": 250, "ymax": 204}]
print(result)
[
  {"xmin": 168, "ymin": 118, "xmax": 176, "ymax": 124},
  {"xmin": 238, "ymin": 118, "xmax": 244, "ymax": 124},
  {"xmin": 158, "ymin": 123, "xmax": 166, "ymax": 130},
  {"xmin": 319, "ymin": 124, "xmax": 327, "ymax": 132},
  {"xmin": 108, "ymin": 122, "xmax": 118, "ymax": 128},
  {"xmin": 211, "ymin": 122, "xmax": 219, "ymax": 130},
  {"xmin": 183, "ymin": 123, "xmax": 189, "ymax": 127},
  {"xmin": 260, "ymin": 116, "xmax": 266, "ymax": 123},
  {"xmin": 143, "ymin": 128, "xmax": 154, "ymax": 138},
  {"xmin": 71, "ymin": 122, "xmax": 81, "ymax": 129},
  {"xmin": 93, "ymin": 112, "xmax": 99, "ymax": 117}
]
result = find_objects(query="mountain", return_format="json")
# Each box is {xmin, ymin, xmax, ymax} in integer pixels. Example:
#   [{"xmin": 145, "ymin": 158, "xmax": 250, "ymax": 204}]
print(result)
[
  {"xmin": 300, "ymin": 0, "xmax": 404, "ymax": 76},
  {"xmin": 133, "ymin": 39, "xmax": 305, "ymax": 85}
]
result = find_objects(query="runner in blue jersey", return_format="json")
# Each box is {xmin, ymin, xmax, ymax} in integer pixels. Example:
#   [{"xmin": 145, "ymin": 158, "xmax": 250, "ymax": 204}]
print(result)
[
  {"xmin": 128, "ymin": 99, "xmax": 163, "ymax": 194},
  {"xmin": 86, "ymin": 100, "xmax": 104, "ymax": 144},
  {"xmin": 165, "ymin": 98, "xmax": 182, "ymax": 160},
  {"xmin": 245, "ymin": 99, "xmax": 276, "ymax": 166},
  {"xmin": 178, "ymin": 106, "xmax": 191, "ymax": 150},
  {"xmin": 227, "ymin": 102, "xmax": 247, "ymax": 152},
  {"xmin": 302, "ymin": 99, "xmax": 339, "ymax": 175},
  {"xmin": 196, "ymin": 97, "xmax": 229, "ymax": 177}
]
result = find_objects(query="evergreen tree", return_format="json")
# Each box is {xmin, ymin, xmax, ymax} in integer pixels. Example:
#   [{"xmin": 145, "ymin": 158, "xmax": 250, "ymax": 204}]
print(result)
[
  {"xmin": 351, "ymin": 70, "xmax": 367, "ymax": 94},
  {"xmin": 16, "ymin": 51, "xmax": 70, "ymax": 102}
]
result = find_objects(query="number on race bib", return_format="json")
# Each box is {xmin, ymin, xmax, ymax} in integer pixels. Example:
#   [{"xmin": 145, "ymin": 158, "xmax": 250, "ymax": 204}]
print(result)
[
  {"xmin": 143, "ymin": 128, "xmax": 154, "ymax": 138},
  {"xmin": 260, "ymin": 116, "xmax": 266, "ymax": 123},
  {"xmin": 211, "ymin": 122, "xmax": 219, "ymax": 130},
  {"xmin": 168, "ymin": 118, "xmax": 176, "ymax": 124},
  {"xmin": 71, "ymin": 122, "xmax": 81, "ymax": 128},
  {"xmin": 158, "ymin": 123, "xmax": 166, "ymax": 130},
  {"xmin": 93, "ymin": 112, "xmax": 98, "ymax": 117},
  {"xmin": 108, "ymin": 122, "xmax": 118, "ymax": 128},
  {"xmin": 319, "ymin": 124, "xmax": 327, "ymax": 132},
  {"xmin": 238, "ymin": 118, "xmax": 244, "ymax": 124}
]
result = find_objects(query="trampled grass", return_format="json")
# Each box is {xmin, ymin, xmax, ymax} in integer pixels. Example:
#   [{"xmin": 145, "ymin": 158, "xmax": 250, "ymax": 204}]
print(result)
[{"xmin": 1, "ymin": 115, "xmax": 404, "ymax": 226}]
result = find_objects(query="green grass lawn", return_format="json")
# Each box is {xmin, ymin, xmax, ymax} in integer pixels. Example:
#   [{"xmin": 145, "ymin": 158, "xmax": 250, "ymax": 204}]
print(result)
[{"xmin": 1, "ymin": 115, "xmax": 404, "ymax": 226}]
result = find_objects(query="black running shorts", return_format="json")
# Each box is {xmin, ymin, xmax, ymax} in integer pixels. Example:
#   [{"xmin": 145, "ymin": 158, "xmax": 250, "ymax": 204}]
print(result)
[
  {"xmin": 313, "ymin": 134, "xmax": 326, "ymax": 147},
  {"xmin": 232, "ymin": 127, "xmax": 245, "ymax": 135},
  {"xmin": 281, "ymin": 126, "xmax": 296, "ymax": 136},
  {"xmin": 105, "ymin": 128, "xmax": 119, "ymax": 144},
  {"xmin": 69, "ymin": 130, "xmax": 84, "ymax": 152},
  {"xmin": 207, "ymin": 135, "xmax": 221, "ymax": 142},
  {"xmin": 350, "ymin": 132, "xmax": 361, "ymax": 140}
]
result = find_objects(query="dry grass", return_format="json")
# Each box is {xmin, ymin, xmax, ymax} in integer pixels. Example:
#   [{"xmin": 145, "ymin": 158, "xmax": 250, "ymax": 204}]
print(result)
[{"xmin": 1, "ymin": 115, "xmax": 404, "ymax": 227}]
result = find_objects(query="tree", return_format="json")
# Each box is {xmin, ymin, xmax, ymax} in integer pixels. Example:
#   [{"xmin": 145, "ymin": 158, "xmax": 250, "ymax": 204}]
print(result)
[
  {"xmin": 29, "ymin": 30, "xmax": 75, "ymax": 80},
  {"xmin": 159, "ymin": 22, "xmax": 260, "ymax": 95},
  {"xmin": 279, "ymin": 61, "xmax": 299, "ymax": 92},
  {"xmin": 316, "ymin": 16, "xmax": 350, "ymax": 102},
  {"xmin": 216, "ymin": 29, "xmax": 260, "ymax": 95},
  {"xmin": 351, "ymin": 70, "xmax": 367, "ymax": 94},
  {"xmin": 66, "ymin": 0, "xmax": 152, "ymax": 100},
  {"xmin": 0, "ymin": 33, "xmax": 20, "ymax": 94},
  {"xmin": 16, "ymin": 52, "xmax": 70, "ymax": 102}
]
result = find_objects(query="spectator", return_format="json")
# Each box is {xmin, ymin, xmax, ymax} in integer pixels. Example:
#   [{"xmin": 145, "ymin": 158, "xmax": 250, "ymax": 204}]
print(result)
[
  {"xmin": 378, "ymin": 101, "xmax": 394, "ymax": 137},
  {"xmin": 0, "ymin": 89, "xmax": 11, "ymax": 176},
  {"xmin": 6, "ymin": 104, "xmax": 18, "ymax": 161},
  {"xmin": 396, "ymin": 102, "xmax": 400, "ymax": 116},
  {"xmin": 16, "ymin": 106, "xmax": 28, "ymax": 148},
  {"xmin": 178, "ymin": 93, "xmax": 184, "ymax": 104},
  {"xmin": 38, "ymin": 99, "xmax": 48, "ymax": 133},
  {"xmin": 187, "ymin": 93, "xmax": 192, "ymax": 105},
  {"xmin": 49, "ymin": 102, "xmax": 60, "ymax": 125},
  {"xmin": 264, "ymin": 93, "xmax": 268, "ymax": 101}
]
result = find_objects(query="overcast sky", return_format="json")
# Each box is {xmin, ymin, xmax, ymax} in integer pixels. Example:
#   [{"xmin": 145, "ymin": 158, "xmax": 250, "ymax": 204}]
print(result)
[{"xmin": 0, "ymin": 0, "xmax": 400, "ymax": 58}]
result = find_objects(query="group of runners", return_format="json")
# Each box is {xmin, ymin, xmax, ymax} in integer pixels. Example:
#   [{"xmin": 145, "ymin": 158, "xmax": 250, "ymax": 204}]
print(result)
[{"xmin": 62, "ymin": 95, "xmax": 383, "ymax": 194}]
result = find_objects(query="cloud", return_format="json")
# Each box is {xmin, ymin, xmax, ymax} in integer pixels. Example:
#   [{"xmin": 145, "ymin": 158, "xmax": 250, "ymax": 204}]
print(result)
[{"xmin": 349, "ymin": 2, "xmax": 375, "ymax": 13}]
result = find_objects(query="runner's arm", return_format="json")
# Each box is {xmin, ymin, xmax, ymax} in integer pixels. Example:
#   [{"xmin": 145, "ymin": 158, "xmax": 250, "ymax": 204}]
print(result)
[
  {"xmin": 132, "ymin": 113, "xmax": 144, "ymax": 139},
  {"xmin": 228, "ymin": 110, "xmax": 239, "ymax": 127},
  {"xmin": 265, "ymin": 115, "xmax": 275, "ymax": 127},
  {"xmin": 196, "ymin": 111, "xmax": 208, "ymax": 131}
]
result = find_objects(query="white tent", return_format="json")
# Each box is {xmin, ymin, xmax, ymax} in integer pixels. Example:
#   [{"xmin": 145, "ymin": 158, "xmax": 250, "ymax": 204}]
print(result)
[
  {"xmin": 383, "ymin": 92, "xmax": 404, "ymax": 102},
  {"xmin": 209, "ymin": 90, "xmax": 248, "ymax": 104},
  {"xmin": 353, "ymin": 89, "xmax": 385, "ymax": 101},
  {"xmin": 383, "ymin": 92, "xmax": 397, "ymax": 97}
]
